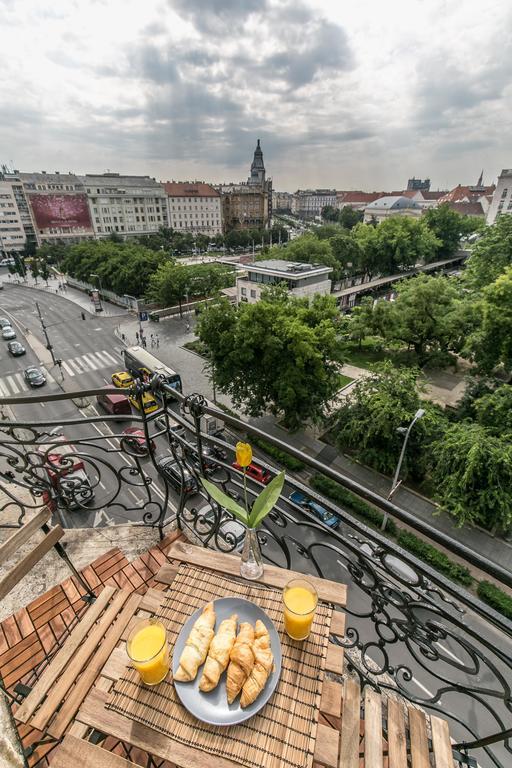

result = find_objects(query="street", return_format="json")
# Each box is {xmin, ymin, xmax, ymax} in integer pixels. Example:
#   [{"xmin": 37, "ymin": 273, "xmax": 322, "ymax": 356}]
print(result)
[{"xmin": 0, "ymin": 280, "xmax": 511, "ymax": 767}]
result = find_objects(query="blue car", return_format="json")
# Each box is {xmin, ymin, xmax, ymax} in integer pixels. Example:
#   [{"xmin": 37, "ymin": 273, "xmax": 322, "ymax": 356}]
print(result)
[{"xmin": 288, "ymin": 490, "xmax": 339, "ymax": 529}]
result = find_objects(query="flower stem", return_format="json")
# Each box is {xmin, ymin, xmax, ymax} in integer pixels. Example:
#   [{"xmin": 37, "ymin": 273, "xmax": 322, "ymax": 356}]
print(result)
[{"xmin": 243, "ymin": 469, "xmax": 250, "ymax": 526}]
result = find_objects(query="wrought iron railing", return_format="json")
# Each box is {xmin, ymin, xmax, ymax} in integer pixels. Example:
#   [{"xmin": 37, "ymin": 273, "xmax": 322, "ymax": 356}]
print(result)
[{"xmin": 1, "ymin": 377, "xmax": 511, "ymax": 768}]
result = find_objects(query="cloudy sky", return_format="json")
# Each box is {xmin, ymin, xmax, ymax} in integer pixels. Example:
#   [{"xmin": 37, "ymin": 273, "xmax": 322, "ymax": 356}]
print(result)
[{"xmin": 1, "ymin": 0, "xmax": 510, "ymax": 191}]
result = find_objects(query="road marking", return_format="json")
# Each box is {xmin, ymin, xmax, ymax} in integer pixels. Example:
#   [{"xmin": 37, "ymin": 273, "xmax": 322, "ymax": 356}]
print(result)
[
  {"xmin": 101, "ymin": 350, "xmax": 118, "ymax": 364},
  {"xmin": 81, "ymin": 353, "xmax": 98, "ymax": 370},
  {"xmin": 412, "ymin": 677, "xmax": 435, "ymax": 698},
  {"xmin": 438, "ymin": 643, "xmax": 464, "ymax": 664},
  {"xmin": 14, "ymin": 373, "xmax": 25, "ymax": 389},
  {"xmin": 0, "ymin": 380, "xmax": 10, "ymax": 396},
  {"xmin": 93, "ymin": 350, "xmax": 112, "ymax": 366},
  {"xmin": 6, "ymin": 375, "xmax": 19, "ymax": 394},
  {"xmin": 69, "ymin": 359, "xmax": 84, "ymax": 373},
  {"xmin": 60, "ymin": 360, "xmax": 75, "ymax": 376}
]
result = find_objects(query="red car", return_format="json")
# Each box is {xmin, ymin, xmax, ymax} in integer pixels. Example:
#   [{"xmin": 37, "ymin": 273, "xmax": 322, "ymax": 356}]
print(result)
[
  {"xmin": 232, "ymin": 461, "xmax": 272, "ymax": 484},
  {"xmin": 121, "ymin": 427, "xmax": 156, "ymax": 456}
]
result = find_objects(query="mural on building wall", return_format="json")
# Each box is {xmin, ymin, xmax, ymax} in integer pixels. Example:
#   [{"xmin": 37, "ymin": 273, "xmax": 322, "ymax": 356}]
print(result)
[{"xmin": 29, "ymin": 194, "xmax": 92, "ymax": 229}]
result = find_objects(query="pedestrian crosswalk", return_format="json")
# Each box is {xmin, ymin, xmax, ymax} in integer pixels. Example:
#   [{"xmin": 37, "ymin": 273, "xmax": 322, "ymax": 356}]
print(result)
[
  {"xmin": 0, "ymin": 367, "xmax": 57, "ymax": 396},
  {"xmin": 58, "ymin": 349, "xmax": 119, "ymax": 377}
]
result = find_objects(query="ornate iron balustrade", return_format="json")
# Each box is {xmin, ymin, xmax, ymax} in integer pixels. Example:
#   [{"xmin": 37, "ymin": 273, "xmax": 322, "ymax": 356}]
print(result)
[{"xmin": 1, "ymin": 379, "xmax": 511, "ymax": 768}]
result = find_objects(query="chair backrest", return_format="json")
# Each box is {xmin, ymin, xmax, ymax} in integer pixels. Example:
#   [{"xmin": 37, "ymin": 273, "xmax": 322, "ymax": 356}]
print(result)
[
  {"xmin": 0, "ymin": 507, "xmax": 64, "ymax": 601},
  {"xmin": 50, "ymin": 734, "xmax": 139, "ymax": 768}
]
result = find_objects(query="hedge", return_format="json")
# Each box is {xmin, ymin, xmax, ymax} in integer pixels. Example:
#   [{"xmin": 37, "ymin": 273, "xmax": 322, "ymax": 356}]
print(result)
[
  {"xmin": 396, "ymin": 530, "xmax": 473, "ymax": 587},
  {"xmin": 477, "ymin": 581, "xmax": 512, "ymax": 620},
  {"xmin": 309, "ymin": 473, "xmax": 398, "ymax": 535},
  {"xmin": 251, "ymin": 437, "xmax": 306, "ymax": 472}
]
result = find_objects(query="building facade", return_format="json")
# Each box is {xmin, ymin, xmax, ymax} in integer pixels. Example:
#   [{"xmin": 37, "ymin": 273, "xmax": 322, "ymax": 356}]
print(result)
[
  {"xmin": 486, "ymin": 169, "xmax": 512, "ymax": 225},
  {"xmin": 272, "ymin": 191, "xmax": 293, "ymax": 212},
  {"xmin": 0, "ymin": 179, "xmax": 27, "ymax": 254},
  {"xmin": 292, "ymin": 189, "xmax": 337, "ymax": 218},
  {"xmin": 80, "ymin": 173, "xmax": 168, "ymax": 238},
  {"xmin": 236, "ymin": 259, "xmax": 332, "ymax": 304},
  {"xmin": 407, "ymin": 177, "xmax": 431, "ymax": 191},
  {"xmin": 164, "ymin": 182, "xmax": 222, "ymax": 235},
  {"xmin": 363, "ymin": 196, "xmax": 423, "ymax": 223},
  {"xmin": 219, "ymin": 140, "xmax": 272, "ymax": 232}
]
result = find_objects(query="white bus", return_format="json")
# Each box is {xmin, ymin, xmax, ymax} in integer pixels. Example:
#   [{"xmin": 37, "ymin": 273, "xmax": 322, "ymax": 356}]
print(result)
[{"xmin": 123, "ymin": 346, "xmax": 182, "ymax": 393}]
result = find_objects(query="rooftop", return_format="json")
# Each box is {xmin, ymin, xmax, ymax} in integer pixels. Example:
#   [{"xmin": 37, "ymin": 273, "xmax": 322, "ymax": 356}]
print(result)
[
  {"xmin": 365, "ymin": 195, "xmax": 421, "ymax": 210},
  {"xmin": 243, "ymin": 259, "xmax": 332, "ymax": 277},
  {"xmin": 164, "ymin": 181, "xmax": 220, "ymax": 198}
]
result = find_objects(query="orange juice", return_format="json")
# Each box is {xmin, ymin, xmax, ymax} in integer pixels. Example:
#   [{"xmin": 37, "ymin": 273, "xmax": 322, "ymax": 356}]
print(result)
[
  {"xmin": 283, "ymin": 579, "xmax": 318, "ymax": 640},
  {"xmin": 127, "ymin": 619, "xmax": 169, "ymax": 685}
]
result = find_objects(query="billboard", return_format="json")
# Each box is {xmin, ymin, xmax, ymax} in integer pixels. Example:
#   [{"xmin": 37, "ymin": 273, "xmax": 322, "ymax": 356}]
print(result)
[{"xmin": 29, "ymin": 194, "xmax": 92, "ymax": 230}]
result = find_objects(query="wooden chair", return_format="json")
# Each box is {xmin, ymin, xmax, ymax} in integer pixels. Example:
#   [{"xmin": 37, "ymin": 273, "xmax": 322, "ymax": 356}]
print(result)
[
  {"xmin": 340, "ymin": 677, "xmax": 458, "ymax": 767},
  {"xmin": 50, "ymin": 734, "xmax": 139, "ymax": 767},
  {"xmin": 0, "ymin": 507, "xmax": 94, "ymax": 602}
]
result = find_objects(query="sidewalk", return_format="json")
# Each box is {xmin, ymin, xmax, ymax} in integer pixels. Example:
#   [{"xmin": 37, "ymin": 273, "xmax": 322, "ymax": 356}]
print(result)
[{"xmin": 2, "ymin": 274, "xmax": 126, "ymax": 317}]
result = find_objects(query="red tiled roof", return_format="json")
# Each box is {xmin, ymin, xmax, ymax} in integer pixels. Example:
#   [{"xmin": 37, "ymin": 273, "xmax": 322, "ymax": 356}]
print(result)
[
  {"xmin": 421, "ymin": 191, "xmax": 447, "ymax": 200},
  {"xmin": 447, "ymin": 202, "xmax": 485, "ymax": 216},
  {"xmin": 439, "ymin": 184, "xmax": 496, "ymax": 203},
  {"xmin": 164, "ymin": 182, "xmax": 220, "ymax": 198},
  {"xmin": 337, "ymin": 191, "xmax": 385, "ymax": 203}
]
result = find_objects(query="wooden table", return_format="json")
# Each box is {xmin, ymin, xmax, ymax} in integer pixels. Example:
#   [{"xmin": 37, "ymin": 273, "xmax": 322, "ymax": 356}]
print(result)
[{"xmin": 15, "ymin": 541, "xmax": 347, "ymax": 768}]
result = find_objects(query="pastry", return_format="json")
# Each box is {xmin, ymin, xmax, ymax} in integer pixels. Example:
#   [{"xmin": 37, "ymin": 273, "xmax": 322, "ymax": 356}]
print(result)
[
  {"xmin": 226, "ymin": 622, "xmax": 255, "ymax": 704},
  {"xmin": 174, "ymin": 602, "xmax": 216, "ymax": 682},
  {"xmin": 199, "ymin": 614, "xmax": 238, "ymax": 692},
  {"xmin": 240, "ymin": 620, "xmax": 273, "ymax": 708}
]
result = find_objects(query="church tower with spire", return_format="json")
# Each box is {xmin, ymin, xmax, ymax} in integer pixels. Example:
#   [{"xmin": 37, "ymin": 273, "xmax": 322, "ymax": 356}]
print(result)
[{"xmin": 248, "ymin": 139, "xmax": 266, "ymax": 186}]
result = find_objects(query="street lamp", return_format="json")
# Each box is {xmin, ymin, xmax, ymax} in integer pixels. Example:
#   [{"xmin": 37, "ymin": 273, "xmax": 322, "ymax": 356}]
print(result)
[
  {"xmin": 89, "ymin": 273, "xmax": 103, "ymax": 312},
  {"xmin": 381, "ymin": 408, "xmax": 425, "ymax": 531}
]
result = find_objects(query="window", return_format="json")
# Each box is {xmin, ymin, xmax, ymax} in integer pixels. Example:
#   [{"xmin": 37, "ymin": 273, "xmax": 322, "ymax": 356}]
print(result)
[
  {"xmin": 250, "ymin": 289, "xmax": 256, "ymax": 298},
  {"xmin": 241, "ymin": 287, "xmax": 247, "ymax": 296}
]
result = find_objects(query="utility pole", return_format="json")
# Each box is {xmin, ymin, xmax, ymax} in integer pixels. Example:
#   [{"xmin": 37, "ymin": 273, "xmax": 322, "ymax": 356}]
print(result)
[{"xmin": 35, "ymin": 301, "xmax": 57, "ymax": 366}]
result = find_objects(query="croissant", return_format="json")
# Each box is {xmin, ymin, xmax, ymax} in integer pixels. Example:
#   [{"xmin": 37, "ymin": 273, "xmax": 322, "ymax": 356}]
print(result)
[
  {"xmin": 240, "ymin": 620, "xmax": 273, "ymax": 708},
  {"xmin": 199, "ymin": 614, "xmax": 238, "ymax": 692},
  {"xmin": 226, "ymin": 622, "xmax": 255, "ymax": 704},
  {"xmin": 174, "ymin": 602, "xmax": 216, "ymax": 682}
]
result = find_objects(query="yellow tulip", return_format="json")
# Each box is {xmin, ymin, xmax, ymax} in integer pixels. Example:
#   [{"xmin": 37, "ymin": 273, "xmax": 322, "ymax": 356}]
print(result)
[{"xmin": 236, "ymin": 442, "xmax": 253, "ymax": 468}]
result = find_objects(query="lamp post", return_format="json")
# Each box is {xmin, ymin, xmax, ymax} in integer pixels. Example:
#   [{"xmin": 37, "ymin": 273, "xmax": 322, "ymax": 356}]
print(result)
[
  {"xmin": 381, "ymin": 408, "xmax": 425, "ymax": 531},
  {"xmin": 89, "ymin": 273, "xmax": 103, "ymax": 312}
]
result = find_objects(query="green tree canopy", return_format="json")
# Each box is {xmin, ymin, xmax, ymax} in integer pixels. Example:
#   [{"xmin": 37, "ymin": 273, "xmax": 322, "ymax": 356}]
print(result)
[
  {"xmin": 424, "ymin": 203, "xmax": 472, "ymax": 258},
  {"xmin": 473, "ymin": 385, "xmax": 512, "ymax": 437},
  {"xmin": 329, "ymin": 361, "xmax": 444, "ymax": 478},
  {"xmin": 338, "ymin": 206, "xmax": 364, "ymax": 230},
  {"xmin": 352, "ymin": 217, "xmax": 440, "ymax": 278},
  {"xmin": 470, "ymin": 266, "xmax": 512, "ymax": 373},
  {"xmin": 269, "ymin": 234, "xmax": 340, "ymax": 280},
  {"xmin": 431, "ymin": 422, "xmax": 512, "ymax": 530},
  {"xmin": 329, "ymin": 232, "xmax": 364, "ymax": 277},
  {"xmin": 197, "ymin": 289, "xmax": 343, "ymax": 430},
  {"xmin": 465, "ymin": 215, "xmax": 512, "ymax": 288},
  {"xmin": 148, "ymin": 262, "xmax": 234, "ymax": 311}
]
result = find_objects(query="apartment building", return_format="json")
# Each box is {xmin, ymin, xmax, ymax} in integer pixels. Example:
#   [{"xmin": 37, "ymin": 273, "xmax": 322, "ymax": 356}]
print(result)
[
  {"xmin": 272, "ymin": 191, "xmax": 294, "ymax": 212},
  {"xmin": 292, "ymin": 189, "xmax": 337, "ymax": 218},
  {"xmin": 486, "ymin": 170, "xmax": 512, "ymax": 225},
  {"xmin": 219, "ymin": 140, "xmax": 272, "ymax": 232},
  {"xmin": 0, "ymin": 179, "xmax": 26, "ymax": 254},
  {"xmin": 80, "ymin": 173, "xmax": 168, "ymax": 238},
  {"xmin": 236, "ymin": 259, "xmax": 332, "ymax": 304},
  {"xmin": 18, "ymin": 172, "xmax": 95, "ymax": 244},
  {"xmin": 164, "ymin": 182, "xmax": 222, "ymax": 235}
]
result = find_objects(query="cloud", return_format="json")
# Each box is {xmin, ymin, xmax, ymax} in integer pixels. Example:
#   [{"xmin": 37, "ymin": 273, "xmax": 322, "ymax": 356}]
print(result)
[{"xmin": 169, "ymin": 0, "xmax": 267, "ymax": 35}]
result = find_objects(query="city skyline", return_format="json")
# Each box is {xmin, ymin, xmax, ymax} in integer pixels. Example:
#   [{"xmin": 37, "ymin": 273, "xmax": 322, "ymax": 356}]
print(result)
[{"xmin": 1, "ymin": 0, "xmax": 510, "ymax": 190}]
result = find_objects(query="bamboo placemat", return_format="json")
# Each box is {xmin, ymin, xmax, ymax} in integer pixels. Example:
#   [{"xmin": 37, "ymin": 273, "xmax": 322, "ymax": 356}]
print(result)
[{"xmin": 107, "ymin": 563, "xmax": 333, "ymax": 768}]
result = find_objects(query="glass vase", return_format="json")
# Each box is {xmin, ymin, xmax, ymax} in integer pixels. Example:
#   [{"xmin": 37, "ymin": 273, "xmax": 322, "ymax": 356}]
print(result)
[{"xmin": 240, "ymin": 526, "xmax": 264, "ymax": 580}]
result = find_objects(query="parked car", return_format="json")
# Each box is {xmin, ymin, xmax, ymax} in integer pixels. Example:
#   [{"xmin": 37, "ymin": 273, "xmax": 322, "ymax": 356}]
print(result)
[
  {"xmin": 111, "ymin": 371, "xmax": 133, "ymax": 388},
  {"xmin": 7, "ymin": 340, "xmax": 25, "ymax": 356},
  {"xmin": 232, "ymin": 460, "xmax": 272, "ymax": 485},
  {"xmin": 2, "ymin": 326, "xmax": 16, "ymax": 340},
  {"xmin": 154, "ymin": 415, "xmax": 187, "ymax": 441},
  {"xmin": 121, "ymin": 427, "xmax": 156, "ymax": 456},
  {"xmin": 156, "ymin": 456, "xmax": 198, "ymax": 495},
  {"xmin": 201, "ymin": 506, "xmax": 245, "ymax": 552},
  {"xmin": 96, "ymin": 389, "xmax": 132, "ymax": 416},
  {"xmin": 0, "ymin": 317, "xmax": 11, "ymax": 328},
  {"xmin": 24, "ymin": 366, "xmax": 46, "ymax": 387},
  {"xmin": 38, "ymin": 437, "xmax": 95, "ymax": 510},
  {"xmin": 288, "ymin": 490, "xmax": 339, "ymax": 529}
]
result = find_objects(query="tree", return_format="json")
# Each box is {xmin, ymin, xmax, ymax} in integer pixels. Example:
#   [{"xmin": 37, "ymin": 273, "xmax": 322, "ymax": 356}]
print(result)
[
  {"xmin": 424, "ymin": 203, "xmax": 469, "ymax": 258},
  {"xmin": 31, "ymin": 257, "xmax": 40, "ymax": 284},
  {"xmin": 40, "ymin": 258, "xmax": 50, "ymax": 285},
  {"xmin": 329, "ymin": 232, "xmax": 364, "ymax": 277},
  {"xmin": 329, "ymin": 362, "xmax": 444, "ymax": 479},
  {"xmin": 272, "ymin": 234, "xmax": 340, "ymax": 280},
  {"xmin": 345, "ymin": 296, "xmax": 375, "ymax": 348},
  {"xmin": 338, "ymin": 206, "xmax": 364, "ymax": 230},
  {"xmin": 148, "ymin": 262, "xmax": 234, "ymax": 315},
  {"xmin": 431, "ymin": 423, "xmax": 512, "ymax": 530},
  {"xmin": 197, "ymin": 289, "xmax": 343, "ymax": 430},
  {"xmin": 473, "ymin": 385, "xmax": 512, "ymax": 437},
  {"xmin": 465, "ymin": 215, "xmax": 512, "ymax": 288},
  {"xmin": 385, "ymin": 273, "xmax": 465, "ymax": 363},
  {"xmin": 470, "ymin": 266, "xmax": 512, "ymax": 373},
  {"xmin": 321, "ymin": 205, "xmax": 338, "ymax": 222}
]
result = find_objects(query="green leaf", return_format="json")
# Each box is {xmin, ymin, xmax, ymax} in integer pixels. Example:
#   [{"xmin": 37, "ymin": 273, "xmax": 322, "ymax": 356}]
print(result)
[
  {"xmin": 248, "ymin": 470, "xmax": 285, "ymax": 528},
  {"xmin": 200, "ymin": 477, "xmax": 248, "ymax": 525}
]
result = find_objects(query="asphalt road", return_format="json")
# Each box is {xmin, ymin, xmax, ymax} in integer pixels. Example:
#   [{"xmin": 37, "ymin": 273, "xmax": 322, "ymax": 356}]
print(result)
[{"xmin": 0, "ymin": 282, "xmax": 510, "ymax": 766}]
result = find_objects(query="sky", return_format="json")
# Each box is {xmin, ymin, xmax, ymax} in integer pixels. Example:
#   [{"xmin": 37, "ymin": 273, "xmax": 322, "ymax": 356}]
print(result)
[{"xmin": 1, "ymin": 0, "xmax": 511, "ymax": 191}]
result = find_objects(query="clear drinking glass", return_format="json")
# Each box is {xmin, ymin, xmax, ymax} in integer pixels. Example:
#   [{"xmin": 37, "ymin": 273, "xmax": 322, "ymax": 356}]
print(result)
[
  {"xmin": 283, "ymin": 578, "xmax": 318, "ymax": 640},
  {"xmin": 126, "ymin": 618, "xmax": 169, "ymax": 685}
]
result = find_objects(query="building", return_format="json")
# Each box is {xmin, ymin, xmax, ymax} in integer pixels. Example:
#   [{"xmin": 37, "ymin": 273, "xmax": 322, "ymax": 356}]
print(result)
[
  {"xmin": 363, "ymin": 196, "xmax": 423, "ymax": 223},
  {"xmin": 164, "ymin": 182, "xmax": 222, "ymax": 236},
  {"xmin": 0, "ymin": 178, "xmax": 27, "ymax": 255},
  {"xmin": 80, "ymin": 173, "xmax": 168, "ymax": 238},
  {"xmin": 336, "ymin": 191, "xmax": 386, "ymax": 211},
  {"xmin": 272, "ymin": 191, "xmax": 293, "ymax": 212},
  {"xmin": 17, "ymin": 172, "xmax": 95, "ymax": 245},
  {"xmin": 486, "ymin": 169, "xmax": 512, "ymax": 225},
  {"xmin": 407, "ymin": 177, "xmax": 430, "ymax": 191},
  {"xmin": 236, "ymin": 259, "xmax": 332, "ymax": 303},
  {"xmin": 219, "ymin": 140, "xmax": 272, "ymax": 232},
  {"xmin": 292, "ymin": 189, "xmax": 337, "ymax": 218}
]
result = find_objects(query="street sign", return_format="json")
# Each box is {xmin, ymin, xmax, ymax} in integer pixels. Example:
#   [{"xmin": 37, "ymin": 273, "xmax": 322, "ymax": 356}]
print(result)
[{"xmin": 139, "ymin": 311, "xmax": 148, "ymax": 321}]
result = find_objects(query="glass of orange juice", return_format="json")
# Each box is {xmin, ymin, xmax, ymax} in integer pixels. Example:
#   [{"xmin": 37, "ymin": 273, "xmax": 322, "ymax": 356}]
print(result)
[
  {"xmin": 127, "ymin": 618, "xmax": 169, "ymax": 685},
  {"xmin": 283, "ymin": 578, "xmax": 318, "ymax": 640}
]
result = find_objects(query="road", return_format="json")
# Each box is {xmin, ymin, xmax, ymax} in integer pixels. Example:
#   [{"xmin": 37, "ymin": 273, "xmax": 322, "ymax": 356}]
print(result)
[{"xmin": 0, "ymin": 281, "xmax": 510, "ymax": 766}]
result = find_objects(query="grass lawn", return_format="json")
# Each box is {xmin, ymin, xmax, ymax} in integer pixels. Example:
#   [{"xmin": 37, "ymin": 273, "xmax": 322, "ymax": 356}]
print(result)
[
  {"xmin": 342, "ymin": 337, "xmax": 417, "ymax": 369},
  {"xmin": 337, "ymin": 373, "xmax": 354, "ymax": 388}
]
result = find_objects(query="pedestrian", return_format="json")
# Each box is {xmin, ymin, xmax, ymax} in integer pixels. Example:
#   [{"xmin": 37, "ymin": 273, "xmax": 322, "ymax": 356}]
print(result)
[
  {"xmin": 156, "ymin": 334, "xmax": 160, "ymax": 348},
  {"xmin": 185, "ymin": 321, "xmax": 190, "ymax": 332},
  {"xmin": 121, "ymin": 332, "xmax": 126, "ymax": 343},
  {"xmin": 142, "ymin": 336, "xmax": 147, "ymax": 348},
  {"xmin": 135, "ymin": 331, "xmax": 139, "ymax": 343}
]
